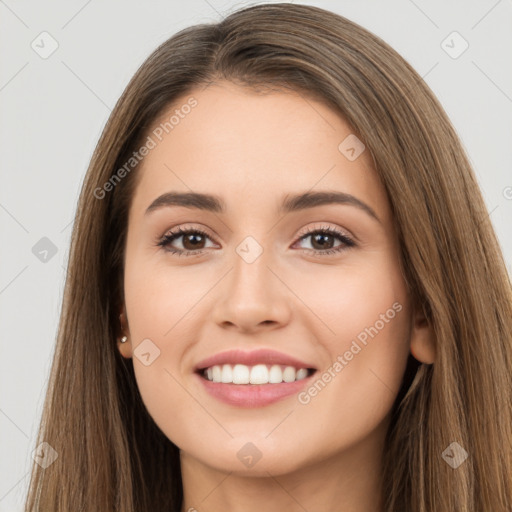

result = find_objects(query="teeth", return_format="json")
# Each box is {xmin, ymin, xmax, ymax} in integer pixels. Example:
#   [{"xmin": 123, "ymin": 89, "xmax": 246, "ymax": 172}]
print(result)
[
  {"xmin": 269, "ymin": 364, "xmax": 283, "ymax": 383},
  {"xmin": 296, "ymin": 368, "xmax": 308, "ymax": 380},
  {"xmin": 212, "ymin": 365, "xmax": 222, "ymax": 383},
  {"xmin": 232, "ymin": 364, "xmax": 250, "ymax": 384},
  {"xmin": 249, "ymin": 364, "xmax": 268, "ymax": 384},
  {"xmin": 221, "ymin": 364, "xmax": 233, "ymax": 383},
  {"xmin": 283, "ymin": 366, "xmax": 296, "ymax": 382},
  {"xmin": 202, "ymin": 364, "xmax": 312, "ymax": 384}
]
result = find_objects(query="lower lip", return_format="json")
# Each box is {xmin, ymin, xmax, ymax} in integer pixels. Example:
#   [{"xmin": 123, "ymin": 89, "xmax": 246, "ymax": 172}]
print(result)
[{"xmin": 194, "ymin": 372, "xmax": 316, "ymax": 408}]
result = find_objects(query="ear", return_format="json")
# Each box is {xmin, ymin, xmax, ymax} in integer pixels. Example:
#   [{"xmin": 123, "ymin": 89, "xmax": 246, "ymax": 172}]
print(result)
[
  {"xmin": 409, "ymin": 304, "xmax": 435, "ymax": 364},
  {"xmin": 117, "ymin": 304, "xmax": 133, "ymax": 359}
]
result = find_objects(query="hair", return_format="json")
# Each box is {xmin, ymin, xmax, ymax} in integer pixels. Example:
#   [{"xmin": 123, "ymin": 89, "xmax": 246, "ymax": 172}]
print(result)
[{"xmin": 24, "ymin": 3, "xmax": 512, "ymax": 511}]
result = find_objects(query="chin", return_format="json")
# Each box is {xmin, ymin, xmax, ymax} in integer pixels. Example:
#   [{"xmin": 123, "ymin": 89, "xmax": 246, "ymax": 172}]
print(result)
[{"xmin": 182, "ymin": 435, "xmax": 316, "ymax": 477}]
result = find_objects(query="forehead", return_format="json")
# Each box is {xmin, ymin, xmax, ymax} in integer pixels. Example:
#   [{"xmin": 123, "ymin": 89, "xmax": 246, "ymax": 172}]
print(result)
[{"xmin": 129, "ymin": 81, "xmax": 391, "ymax": 225}]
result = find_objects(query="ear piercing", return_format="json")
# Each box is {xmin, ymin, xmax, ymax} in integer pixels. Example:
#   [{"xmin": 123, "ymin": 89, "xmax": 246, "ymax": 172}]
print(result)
[{"xmin": 119, "ymin": 313, "xmax": 128, "ymax": 343}]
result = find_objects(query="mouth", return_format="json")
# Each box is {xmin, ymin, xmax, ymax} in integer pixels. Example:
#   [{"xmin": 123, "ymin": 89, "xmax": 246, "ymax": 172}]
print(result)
[
  {"xmin": 196, "ymin": 364, "xmax": 316, "ymax": 384},
  {"xmin": 193, "ymin": 349, "xmax": 318, "ymax": 407}
]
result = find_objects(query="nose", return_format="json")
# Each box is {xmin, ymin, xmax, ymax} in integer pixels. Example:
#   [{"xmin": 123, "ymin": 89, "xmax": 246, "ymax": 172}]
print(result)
[{"xmin": 211, "ymin": 246, "xmax": 292, "ymax": 334}]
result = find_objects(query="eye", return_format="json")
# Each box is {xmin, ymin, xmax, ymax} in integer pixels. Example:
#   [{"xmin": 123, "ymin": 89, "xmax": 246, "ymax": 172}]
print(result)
[
  {"xmin": 156, "ymin": 223, "xmax": 356, "ymax": 257},
  {"xmin": 156, "ymin": 226, "xmax": 217, "ymax": 257},
  {"xmin": 293, "ymin": 224, "xmax": 356, "ymax": 256}
]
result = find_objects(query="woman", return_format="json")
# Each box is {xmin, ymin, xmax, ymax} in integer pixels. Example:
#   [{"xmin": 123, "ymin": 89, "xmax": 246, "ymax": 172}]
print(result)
[{"xmin": 25, "ymin": 3, "xmax": 512, "ymax": 511}]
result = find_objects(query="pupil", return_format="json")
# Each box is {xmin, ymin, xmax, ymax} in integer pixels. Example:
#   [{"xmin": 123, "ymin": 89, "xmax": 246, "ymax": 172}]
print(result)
[
  {"xmin": 312, "ymin": 233, "xmax": 333, "ymax": 250},
  {"xmin": 184, "ymin": 233, "xmax": 204, "ymax": 250}
]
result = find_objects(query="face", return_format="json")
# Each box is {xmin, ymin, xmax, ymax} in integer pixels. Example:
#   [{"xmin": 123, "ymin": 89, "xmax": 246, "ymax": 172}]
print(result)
[{"xmin": 118, "ymin": 80, "xmax": 433, "ymax": 476}]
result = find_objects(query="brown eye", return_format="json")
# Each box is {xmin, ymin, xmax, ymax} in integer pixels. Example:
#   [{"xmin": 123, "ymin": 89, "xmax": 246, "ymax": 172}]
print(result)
[
  {"xmin": 181, "ymin": 232, "xmax": 207, "ymax": 250},
  {"xmin": 156, "ymin": 225, "xmax": 356, "ymax": 258},
  {"xmin": 295, "ymin": 226, "xmax": 356, "ymax": 256},
  {"xmin": 309, "ymin": 232, "xmax": 336, "ymax": 250},
  {"xmin": 157, "ymin": 227, "xmax": 215, "ymax": 255}
]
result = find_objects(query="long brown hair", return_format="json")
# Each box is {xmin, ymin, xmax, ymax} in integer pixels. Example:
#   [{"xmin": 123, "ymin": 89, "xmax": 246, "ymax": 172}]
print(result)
[{"xmin": 25, "ymin": 3, "xmax": 512, "ymax": 511}]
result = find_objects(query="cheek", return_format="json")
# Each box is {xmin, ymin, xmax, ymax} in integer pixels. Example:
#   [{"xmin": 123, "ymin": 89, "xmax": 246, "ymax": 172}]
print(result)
[
  {"xmin": 297, "ymin": 263, "xmax": 411, "ymax": 435},
  {"xmin": 123, "ymin": 250, "xmax": 197, "ymax": 342},
  {"xmin": 123, "ymin": 253, "xmax": 209, "ymax": 438}
]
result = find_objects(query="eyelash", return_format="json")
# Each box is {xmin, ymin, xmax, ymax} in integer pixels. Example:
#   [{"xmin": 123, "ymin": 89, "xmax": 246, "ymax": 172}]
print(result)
[{"xmin": 156, "ymin": 224, "xmax": 356, "ymax": 258}]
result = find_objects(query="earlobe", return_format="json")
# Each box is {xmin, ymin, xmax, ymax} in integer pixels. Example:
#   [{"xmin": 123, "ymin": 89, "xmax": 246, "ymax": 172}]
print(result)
[
  {"xmin": 410, "ymin": 311, "xmax": 436, "ymax": 364},
  {"xmin": 117, "ymin": 307, "xmax": 133, "ymax": 359}
]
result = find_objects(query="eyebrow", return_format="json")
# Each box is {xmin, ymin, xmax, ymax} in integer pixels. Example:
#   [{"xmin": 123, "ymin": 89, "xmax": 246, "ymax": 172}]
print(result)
[{"xmin": 144, "ymin": 190, "xmax": 380, "ymax": 223}]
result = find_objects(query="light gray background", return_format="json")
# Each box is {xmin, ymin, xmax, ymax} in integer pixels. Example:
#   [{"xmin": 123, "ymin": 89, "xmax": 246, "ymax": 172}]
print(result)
[{"xmin": 1, "ymin": 0, "xmax": 511, "ymax": 510}]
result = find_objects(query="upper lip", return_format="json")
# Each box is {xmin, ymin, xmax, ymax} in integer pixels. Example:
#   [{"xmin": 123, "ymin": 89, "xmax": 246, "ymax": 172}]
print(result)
[{"xmin": 194, "ymin": 348, "xmax": 317, "ymax": 372}]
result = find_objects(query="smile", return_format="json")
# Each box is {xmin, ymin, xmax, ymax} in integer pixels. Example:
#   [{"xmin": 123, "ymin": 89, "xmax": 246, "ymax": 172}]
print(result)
[
  {"xmin": 201, "ymin": 364, "xmax": 314, "ymax": 384},
  {"xmin": 194, "ymin": 349, "xmax": 318, "ymax": 407}
]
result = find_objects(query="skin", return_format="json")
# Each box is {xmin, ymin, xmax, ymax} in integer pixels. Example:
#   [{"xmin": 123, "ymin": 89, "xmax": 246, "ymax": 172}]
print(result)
[{"xmin": 117, "ymin": 80, "xmax": 435, "ymax": 512}]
